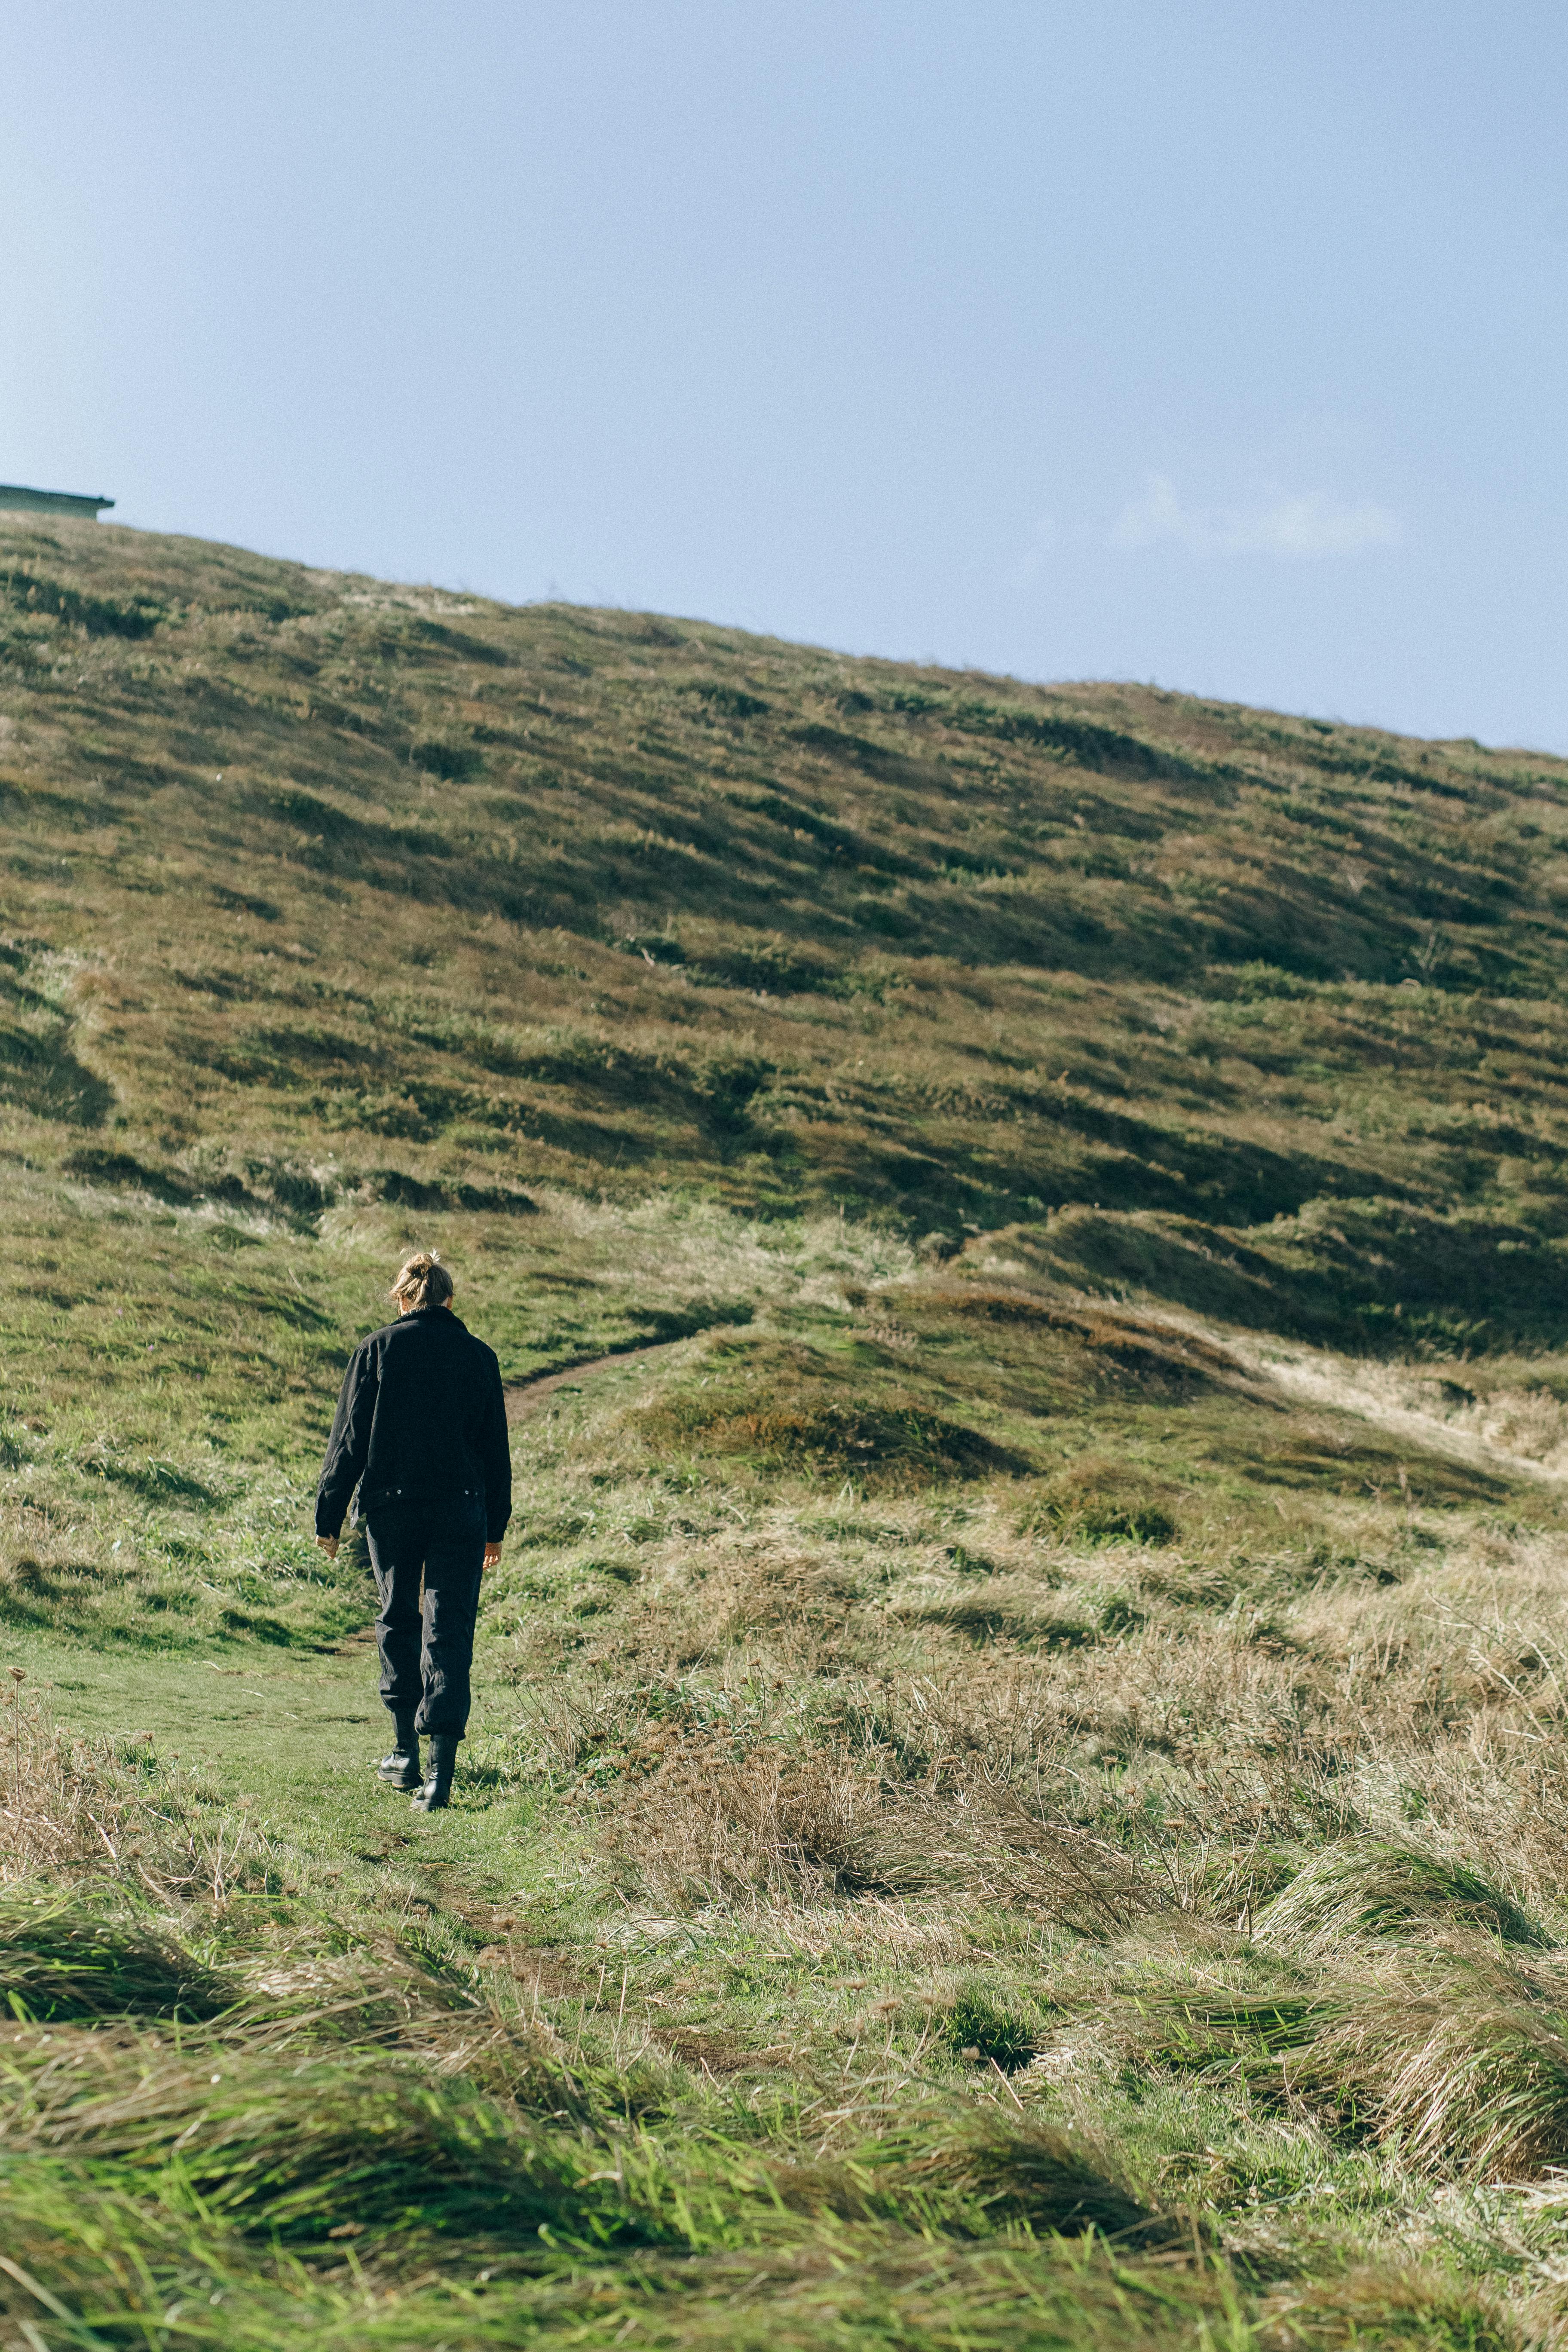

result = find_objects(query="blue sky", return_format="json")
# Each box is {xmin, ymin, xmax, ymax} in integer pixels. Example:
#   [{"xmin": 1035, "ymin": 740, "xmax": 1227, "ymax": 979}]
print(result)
[{"xmin": 2, "ymin": 3, "xmax": 1563, "ymax": 748}]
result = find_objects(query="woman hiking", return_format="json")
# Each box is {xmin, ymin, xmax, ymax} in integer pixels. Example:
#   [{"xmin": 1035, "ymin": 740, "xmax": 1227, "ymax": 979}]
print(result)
[{"xmin": 314, "ymin": 1251, "xmax": 511, "ymax": 1811}]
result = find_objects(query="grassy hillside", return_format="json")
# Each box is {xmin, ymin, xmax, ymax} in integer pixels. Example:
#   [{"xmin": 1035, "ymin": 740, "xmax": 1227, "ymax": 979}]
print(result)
[{"xmin": 6, "ymin": 517, "xmax": 1568, "ymax": 2348}]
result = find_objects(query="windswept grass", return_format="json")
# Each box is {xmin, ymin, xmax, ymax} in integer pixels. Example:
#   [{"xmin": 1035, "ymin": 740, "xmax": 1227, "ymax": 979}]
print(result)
[
  {"xmin": 0, "ymin": 1894, "xmax": 232, "ymax": 2020},
  {"xmin": 1254, "ymin": 1838, "xmax": 1550, "ymax": 1957},
  {"xmin": 5, "ymin": 520, "xmax": 1568, "ymax": 2343}
]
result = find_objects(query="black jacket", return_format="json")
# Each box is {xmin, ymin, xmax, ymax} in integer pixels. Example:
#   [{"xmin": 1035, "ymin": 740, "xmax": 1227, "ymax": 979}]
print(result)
[{"xmin": 315, "ymin": 1308, "xmax": 512, "ymax": 1544}]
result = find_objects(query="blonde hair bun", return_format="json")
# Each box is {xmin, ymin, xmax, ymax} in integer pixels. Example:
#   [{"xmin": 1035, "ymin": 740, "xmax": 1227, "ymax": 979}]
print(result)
[{"xmin": 391, "ymin": 1250, "xmax": 455, "ymax": 1311}]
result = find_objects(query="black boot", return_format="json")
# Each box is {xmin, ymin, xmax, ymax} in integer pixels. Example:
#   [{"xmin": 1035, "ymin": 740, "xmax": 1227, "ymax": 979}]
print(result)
[
  {"xmin": 378, "ymin": 1715, "xmax": 421, "ymax": 1790},
  {"xmin": 412, "ymin": 1732, "xmax": 458, "ymax": 1812}
]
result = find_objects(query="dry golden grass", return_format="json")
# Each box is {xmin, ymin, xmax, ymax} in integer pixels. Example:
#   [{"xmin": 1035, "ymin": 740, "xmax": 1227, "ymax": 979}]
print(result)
[
  {"xmin": 0, "ymin": 1682, "xmax": 276, "ymax": 1911},
  {"xmin": 603, "ymin": 1730, "xmax": 906, "ymax": 1909},
  {"xmin": 10, "ymin": 521, "xmax": 1568, "ymax": 2343},
  {"xmin": 1254, "ymin": 2266, "xmax": 1519, "ymax": 2350},
  {"xmin": 0, "ymin": 1677, "xmax": 133, "ymax": 1880}
]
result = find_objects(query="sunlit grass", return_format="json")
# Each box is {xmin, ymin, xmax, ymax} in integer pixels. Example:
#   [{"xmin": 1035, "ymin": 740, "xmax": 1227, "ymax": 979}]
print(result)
[{"xmin": 5, "ymin": 519, "xmax": 1568, "ymax": 2343}]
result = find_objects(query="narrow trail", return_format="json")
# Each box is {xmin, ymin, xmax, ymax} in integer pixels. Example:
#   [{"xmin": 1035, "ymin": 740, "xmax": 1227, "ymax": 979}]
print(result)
[
  {"xmin": 503, "ymin": 1334, "xmax": 697, "ymax": 1425},
  {"xmin": 14, "ymin": 1349, "xmax": 722, "ymax": 1823},
  {"xmin": 14, "ymin": 1285, "xmax": 1565, "ymax": 1999},
  {"xmin": 501, "ymin": 1304, "xmax": 1568, "ymax": 1493},
  {"xmin": 22, "ymin": 1294, "xmax": 1562, "ymax": 1844},
  {"xmin": 1187, "ymin": 1321, "xmax": 1568, "ymax": 1491}
]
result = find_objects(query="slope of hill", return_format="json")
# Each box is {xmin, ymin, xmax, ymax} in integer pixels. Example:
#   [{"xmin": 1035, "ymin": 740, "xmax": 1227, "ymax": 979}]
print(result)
[
  {"xmin": 6, "ymin": 517, "xmax": 1568, "ymax": 1335},
  {"xmin": 5, "ymin": 518, "xmax": 1568, "ymax": 2349}
]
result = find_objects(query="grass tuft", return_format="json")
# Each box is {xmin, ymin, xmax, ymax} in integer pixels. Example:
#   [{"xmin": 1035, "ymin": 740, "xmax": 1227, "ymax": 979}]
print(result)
[
  {"xmin": 1254, "ymin": 2264, "xmax": 1521, "ymax": 2350},
  {"xmin": 1256, "ymin": 1837, "xmax": 1550, "ymax": 1956},
  {"xmin": 939, "ymin": 1981, "xmax": 1037, "ymax": 2072},
  {"xmin": 0, "ymin": 1896, "xmax": 231, "ymax": 2021}
]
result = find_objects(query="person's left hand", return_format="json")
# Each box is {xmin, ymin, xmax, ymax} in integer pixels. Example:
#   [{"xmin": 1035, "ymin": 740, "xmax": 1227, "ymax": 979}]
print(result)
[{"xmin": 483, "ymin": 1542, "xmax": 502, "ymax": 1570}]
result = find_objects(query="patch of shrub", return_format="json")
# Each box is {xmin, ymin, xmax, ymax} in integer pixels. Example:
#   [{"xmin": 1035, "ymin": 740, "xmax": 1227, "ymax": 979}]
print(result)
[
  {"xmin": 1253, "ymin": 2265, "xmax": 1517, "ymax": 2351},
  {"xmin": 219, "ymin": 1608, "xmax": 293, "ymax": 1645},
  {"xmin": 772, "ymin": 2113, "xmax": 1163, "ymax": 2240},
  {"xmin": 617, "ymin": 932, "xmax": 688, "ymax": 966},
  {"xmin": 684, "ymin": 681, "xmax": 769, "ymax": 720},
  {"xmin": 210, "ymin": 883, "xmax": 281, "ymax": 920},
  {"xmin": 603, "ymin": 1735, "xmax": 893, "ymax": 1906},
  {"xmin": 83, "ymin": 1453, "xmax": 225, "ymax": 1509},
  {"xmin": 1075, "ymin": 1497, "xmax": 1176, "ymax": 1545},
  {"xmin": 0, "ymin": 1015, "xmax": 115, "ymax": 1127},
  {"xmin": 1018, "ymin": 1461, "xmax": 1178, "ymax": 1548},
  {"xmin": 637, "ymin": 1392, "xmax": 1027, "ymax": 1486},
  {"xmin": 364, "ymin": 1167, "xmax": 538, "ymax": 1216},
  {"xmin": 689, "ymin": 940, "xmax": 845, "ymax": 996},
  {"xmin": 863, "ymin": 1779, "xmax": 1154, "ymax": 1938},
  {"xmin": 1120, "ymin": 1960, "xmax": 1568, "ymax": 2178},
  {"xmin": 892, "ymin": 1576, "xmax": 1093, "ymax": 1647},
  {"xmin": 410, "ymin": 736, "xmax": 483, "ymax": 782},
  {"xmin": 879, "ymin": 686, "xmax": 1221, "ymax": 786},
  {"xmin": 61, "ymin": 1148, "xmax": 195, "ymax": 1203},
  {"xmin": 0, "ymin": 567, "xmax": 171, "ymax": 638},
  {"xmin": 28, "ymin": 2046, "xmax": 677, "ymax": 2248},
  {"xmin": 940, "ymin": 1982, "xmax": 1035, "ymax": 2071}
]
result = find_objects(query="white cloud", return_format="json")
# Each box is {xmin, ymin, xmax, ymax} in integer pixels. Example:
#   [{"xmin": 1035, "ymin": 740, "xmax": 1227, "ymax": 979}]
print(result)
[{"xmin": 1111, "ymin": 472, "xmax": 1401, "ymax": 559}]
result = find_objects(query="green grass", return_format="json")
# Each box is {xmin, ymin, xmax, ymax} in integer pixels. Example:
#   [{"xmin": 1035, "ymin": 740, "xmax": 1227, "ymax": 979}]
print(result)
[{"xmin": 7, "ymin": 516, "xmax": 1568, "ymax": 2345}]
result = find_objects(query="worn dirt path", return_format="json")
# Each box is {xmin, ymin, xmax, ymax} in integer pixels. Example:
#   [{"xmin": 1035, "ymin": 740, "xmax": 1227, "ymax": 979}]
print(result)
[
  {"xmin": 503, "ymin": 1335, "xmax": 698, "ymax": 1424},
  {"xmin": 500, "ymin": 1298, "xmax": 1568, "ymax": 1501},
  {"xmin": 1217, "ymin": 1329, "xmax": 1568, "ymax": 1491},
  {"xmin": 12, "ymin": 1289, "xmax": 1562, "ymax": 1935}
]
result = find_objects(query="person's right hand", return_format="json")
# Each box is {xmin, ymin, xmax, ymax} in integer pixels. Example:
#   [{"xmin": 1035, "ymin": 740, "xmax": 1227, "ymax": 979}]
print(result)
[{"xmin": 316, "ymin": 1534, "xmax": 339, "ymax": 1562}]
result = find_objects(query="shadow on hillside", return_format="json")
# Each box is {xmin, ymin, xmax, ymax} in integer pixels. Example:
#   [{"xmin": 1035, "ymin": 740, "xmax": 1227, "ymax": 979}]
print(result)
[
  {"xmin": 1229, "ymin": 1427, "xmax": 1512, "ymax": 1505},
  {"xmin": 973, "ymin": 1201, "xmax": 1568, "ymax": 1357},
  {"xmin": 804, "ymin": 1097, "xmax": 1393, "ymax": 1238},
  {"xmin": 626, "ymin": 1334, "xmax": 1036, "ymax": 1487},
  {"xmin": 0, "ymin": 1017, "xmax": 111, "ymax": 1126}
]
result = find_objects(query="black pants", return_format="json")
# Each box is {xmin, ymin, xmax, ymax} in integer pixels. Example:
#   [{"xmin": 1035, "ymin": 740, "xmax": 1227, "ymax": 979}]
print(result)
[{"xmin": 364, "ymin": 1491, "xmax": 486, "ymax": 1741}]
